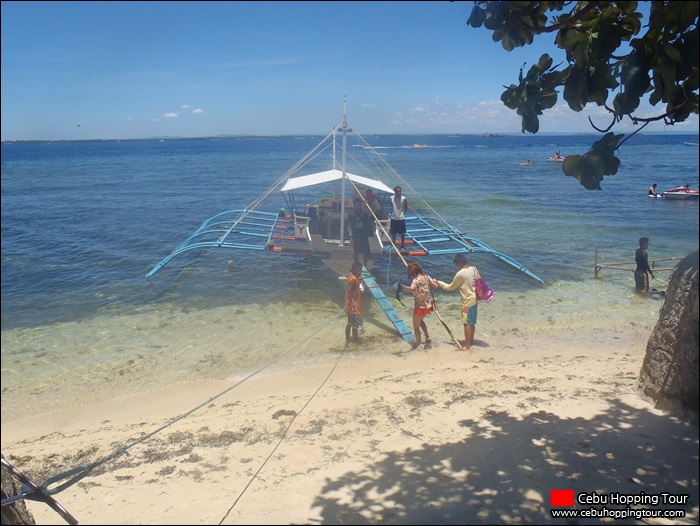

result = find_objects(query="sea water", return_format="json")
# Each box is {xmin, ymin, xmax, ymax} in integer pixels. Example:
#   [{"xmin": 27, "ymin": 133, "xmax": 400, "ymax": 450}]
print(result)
[{"xmin": 1, "ymin": 133, "xmax": 698, "ymax": 417}]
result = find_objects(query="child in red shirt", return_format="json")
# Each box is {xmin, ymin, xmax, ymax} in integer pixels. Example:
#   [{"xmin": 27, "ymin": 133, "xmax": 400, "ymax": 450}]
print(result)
[{"xmin": 345, "ymin": 261, "xmax": 364, "ymax": 343}]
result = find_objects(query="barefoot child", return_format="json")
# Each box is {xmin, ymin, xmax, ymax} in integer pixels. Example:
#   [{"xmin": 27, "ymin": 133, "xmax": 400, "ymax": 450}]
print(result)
[
  {"xmin": 345, "ymin": 261, "xmax": 364, "ymax": 343},
  {"xmin": 401, "ymin": 261, "xmax": 438, "ymax": 349}
]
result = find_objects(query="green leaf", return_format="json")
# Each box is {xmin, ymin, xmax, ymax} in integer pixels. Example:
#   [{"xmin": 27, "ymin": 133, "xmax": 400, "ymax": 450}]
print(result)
[
  {"xmin": 467, "ymin": 5, "xmax": 486, "ymax": 28},
  {"xmin": 522, "ymin": 113, "xmax": 540, "ymax": 134},
  {"xmin": 539, "ymin": 89, "xmax": 558, "ymax": 109},
  {"xmin": 564, "ymin": 68, "xmax": 586, "ymax": 111},
  {"xmin": 662, "ymin": 43, "xmax": 682, "ymax": 63},
  {"xmin": 562, "ymin": 154, "xmax": 604, "ymax": 190},
  {"xmin": 614, "ymin": 91, "xmax": 641, "ymax": 114},
  {"xmin": 500, "ymin": 86, "xmax": 520, "ymax": 110},
  {"xmin": 561, "ymin": 133, "xmax": 624, "ymax": 190}
]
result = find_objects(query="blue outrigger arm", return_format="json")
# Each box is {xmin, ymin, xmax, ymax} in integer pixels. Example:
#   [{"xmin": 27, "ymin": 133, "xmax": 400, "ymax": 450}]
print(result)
[
  {"xmin": 148, "ymin": 209, "xmax": 543, "ymax": 285},
  {"xmin": 146, "ymin": 208, "xmax": 278, "ymax": 278},
  {"xmin": 396, "ymin": 215, "xmax": 544, "ymax": 284}
]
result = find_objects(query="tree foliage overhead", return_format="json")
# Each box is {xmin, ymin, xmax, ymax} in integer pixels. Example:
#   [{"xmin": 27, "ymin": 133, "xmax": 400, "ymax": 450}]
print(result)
[{"xmin": 467, "ymin": 1, "xmax": 699, "ymax": 190}]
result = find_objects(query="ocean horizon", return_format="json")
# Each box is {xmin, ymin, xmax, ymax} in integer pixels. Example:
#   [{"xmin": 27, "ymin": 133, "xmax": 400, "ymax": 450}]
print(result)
[{"xmin": 3, "ymin": 129, "xmax": 697, "ymax": 144}]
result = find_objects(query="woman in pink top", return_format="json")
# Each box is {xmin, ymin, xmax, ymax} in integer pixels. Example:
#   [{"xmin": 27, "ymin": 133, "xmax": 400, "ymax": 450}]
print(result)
[{"xmin": 401, "ymin": 261, "xmax": 438, "ymax": 349}]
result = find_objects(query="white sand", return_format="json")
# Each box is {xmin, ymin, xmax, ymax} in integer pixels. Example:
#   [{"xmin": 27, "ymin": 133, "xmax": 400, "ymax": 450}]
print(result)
[{"xmin": 2, "ymin": 325, "xmax": 698, "ymax": 525}]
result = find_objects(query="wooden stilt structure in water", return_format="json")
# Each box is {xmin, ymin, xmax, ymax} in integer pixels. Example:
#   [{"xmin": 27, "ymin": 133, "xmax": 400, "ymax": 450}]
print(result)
[{"xmin": 594, "ymin": 246, "xmax": 683, "ymax": 278}]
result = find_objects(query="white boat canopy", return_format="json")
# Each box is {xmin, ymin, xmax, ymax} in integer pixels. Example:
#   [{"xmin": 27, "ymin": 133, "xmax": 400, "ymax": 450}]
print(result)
[{"xmin": 280, "ymin": 168, "xmax": 395, "ymax": 195}]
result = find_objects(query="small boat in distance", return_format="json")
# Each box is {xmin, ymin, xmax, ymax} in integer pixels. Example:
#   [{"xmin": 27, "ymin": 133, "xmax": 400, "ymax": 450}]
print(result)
[
  {"xmin": 661, "ymin": 185, "xmax": 699, "ymax": 200},
  {"xmin": 548, "ymin": 150, "xmax": 564, "ymax": 162}
]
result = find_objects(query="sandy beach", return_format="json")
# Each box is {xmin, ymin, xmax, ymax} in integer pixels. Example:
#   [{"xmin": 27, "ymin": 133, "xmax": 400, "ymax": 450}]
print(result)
[{"xmin": 3, "ymin": 319, "xmax": 698, "ymax": 525}]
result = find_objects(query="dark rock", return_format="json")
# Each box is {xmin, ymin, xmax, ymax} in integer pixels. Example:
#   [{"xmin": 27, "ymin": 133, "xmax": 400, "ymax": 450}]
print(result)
[{"xmin": 637, "ymin": 250, "xmax": 699, "ymax": 419}]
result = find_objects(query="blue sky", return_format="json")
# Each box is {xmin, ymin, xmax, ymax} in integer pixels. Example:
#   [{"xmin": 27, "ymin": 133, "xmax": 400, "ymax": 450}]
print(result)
[{"xmin": 2, "ymin": 1, "xmax": 698, "ymax": 141}]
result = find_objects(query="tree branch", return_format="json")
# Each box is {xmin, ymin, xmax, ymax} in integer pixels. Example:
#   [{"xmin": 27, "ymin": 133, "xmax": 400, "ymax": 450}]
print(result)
[{"xmin": 588, "ymin": 112, "xmax": 618, "ymax": 133}]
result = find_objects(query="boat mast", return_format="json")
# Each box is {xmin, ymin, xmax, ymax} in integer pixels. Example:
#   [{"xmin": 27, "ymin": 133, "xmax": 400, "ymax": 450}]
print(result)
[{"xmin": 338, "ymin": 96, "xmax": 351, "ymax": 245}]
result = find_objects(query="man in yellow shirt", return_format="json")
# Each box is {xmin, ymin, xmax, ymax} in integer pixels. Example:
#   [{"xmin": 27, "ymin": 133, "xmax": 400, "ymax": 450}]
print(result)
[{"xmin": 435, "ymin": 253, "xmax": 480, "ymax": 350}]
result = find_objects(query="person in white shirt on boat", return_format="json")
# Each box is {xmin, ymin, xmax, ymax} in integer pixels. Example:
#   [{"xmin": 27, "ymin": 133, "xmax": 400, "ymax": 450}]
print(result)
[{"xmin": 389, "ymin": 186, "xmax": 408, "ymax": 250}]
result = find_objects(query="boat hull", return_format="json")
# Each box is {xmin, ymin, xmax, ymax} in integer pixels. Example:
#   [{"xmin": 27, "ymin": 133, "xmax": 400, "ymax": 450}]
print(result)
[{"xmin": 662, "ymin": 191, "xmax": 699, "ymax": 200}]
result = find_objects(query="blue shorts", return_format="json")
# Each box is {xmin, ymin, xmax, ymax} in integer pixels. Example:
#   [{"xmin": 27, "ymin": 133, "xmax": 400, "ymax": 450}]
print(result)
[{"xmin": 461, "ymin": 304, "xmax": 478, "ymax": 325}]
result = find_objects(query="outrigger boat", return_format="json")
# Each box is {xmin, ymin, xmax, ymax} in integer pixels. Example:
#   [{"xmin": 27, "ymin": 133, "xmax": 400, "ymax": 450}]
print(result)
[{"xmin": 146, "ymin": 100, "xmax": 543, "ymax": 342}]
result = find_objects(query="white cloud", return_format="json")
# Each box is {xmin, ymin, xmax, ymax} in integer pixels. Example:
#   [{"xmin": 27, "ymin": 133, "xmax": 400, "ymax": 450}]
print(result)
[
  {"xmin": 180, "ymin": 104, "xmax": 191, "ymax": 109},
  {"xmin": 164, "ymin": 113, "xmax": 178, "ymax": 118},
  {"xmin": 389, "ymin": 97, "xmax": 686, "ymax": 134},
  {"xmin": 192, "ymin": 108, "xmax": 205, "ymax": 114},
  {"xmin": 150, "ymin": 118, "xmax": 160, "ymax": 122}
]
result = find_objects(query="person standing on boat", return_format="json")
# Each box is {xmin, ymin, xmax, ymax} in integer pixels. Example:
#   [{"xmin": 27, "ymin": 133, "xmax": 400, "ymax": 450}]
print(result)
[
  {"xmin": 433, "ymin": 253, "xmax": 479, "ymax": 350},
  {"xmin": 400, "ymin": 261, "xmax": 438, "ymax": 349},
  {"xmin": 648, "ymin": 183, "xmax": 658, "ymax": 196},
  {"xmin": 634, "ymin": 237, "xmax": 654, "ymax": 296},
  {"xmin": 347, "ymin": 197, "xmax": 372, "ymax": 267},
  {"xmin": 345, "ymin": 261, "xmax": 364, "ymax": 344},
  {"xmin": 364, "ymin": 188, "xmax": 382, "ymax": 219},
  {"xmin": 389, "ymin": 186, "xmax": 408, "ymax": 250}
]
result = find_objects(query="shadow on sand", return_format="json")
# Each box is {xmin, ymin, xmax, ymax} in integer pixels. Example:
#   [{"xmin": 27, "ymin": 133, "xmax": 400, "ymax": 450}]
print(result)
[{"xmin": 311, "ymin": 399, "xmax": 698, "ymax": 524}]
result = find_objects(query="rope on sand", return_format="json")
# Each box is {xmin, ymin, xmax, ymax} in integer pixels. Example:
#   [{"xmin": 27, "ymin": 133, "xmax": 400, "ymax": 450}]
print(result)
[
  {"xmin": 2, "ymin": 308, "xmax": 345, "ymax": 523},
  {"xmin": 217, "ymin": 352, "xmax": 342, "ymax": 524}
]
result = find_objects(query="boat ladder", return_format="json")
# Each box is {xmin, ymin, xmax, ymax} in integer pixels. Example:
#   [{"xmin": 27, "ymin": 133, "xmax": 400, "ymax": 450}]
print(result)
[{"xmin": 361, "ymin": 267, "xmax": 415, "ymax": 344}]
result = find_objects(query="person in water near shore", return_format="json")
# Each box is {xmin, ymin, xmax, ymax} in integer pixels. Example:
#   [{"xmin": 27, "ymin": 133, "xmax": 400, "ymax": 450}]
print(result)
[
  {"xmin": 345, "ymin": 261, "xmax": 364, "ymax": 344},
  {"xmin": 400, "ymin": 261, "xmax": 438, "ymax": 349},
  {"xmin": 634, "ymin": 237, "xmax": 654, "ymax": 296},
  {"xmin": 648, "ymin": 183, "xmax": 658, "ymax": 196}
]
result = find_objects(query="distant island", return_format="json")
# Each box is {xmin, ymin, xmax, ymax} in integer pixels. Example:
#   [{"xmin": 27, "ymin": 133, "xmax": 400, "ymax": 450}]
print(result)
[{"xmin": 3, "ymin": 131, "xmax": 697, "ymax": 144}]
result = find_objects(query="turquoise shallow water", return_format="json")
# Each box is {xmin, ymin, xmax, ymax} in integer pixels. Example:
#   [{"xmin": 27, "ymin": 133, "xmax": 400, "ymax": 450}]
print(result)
[{"xmin": 1, "ymin": 132, "xmax": 698, "ymax": 416}]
